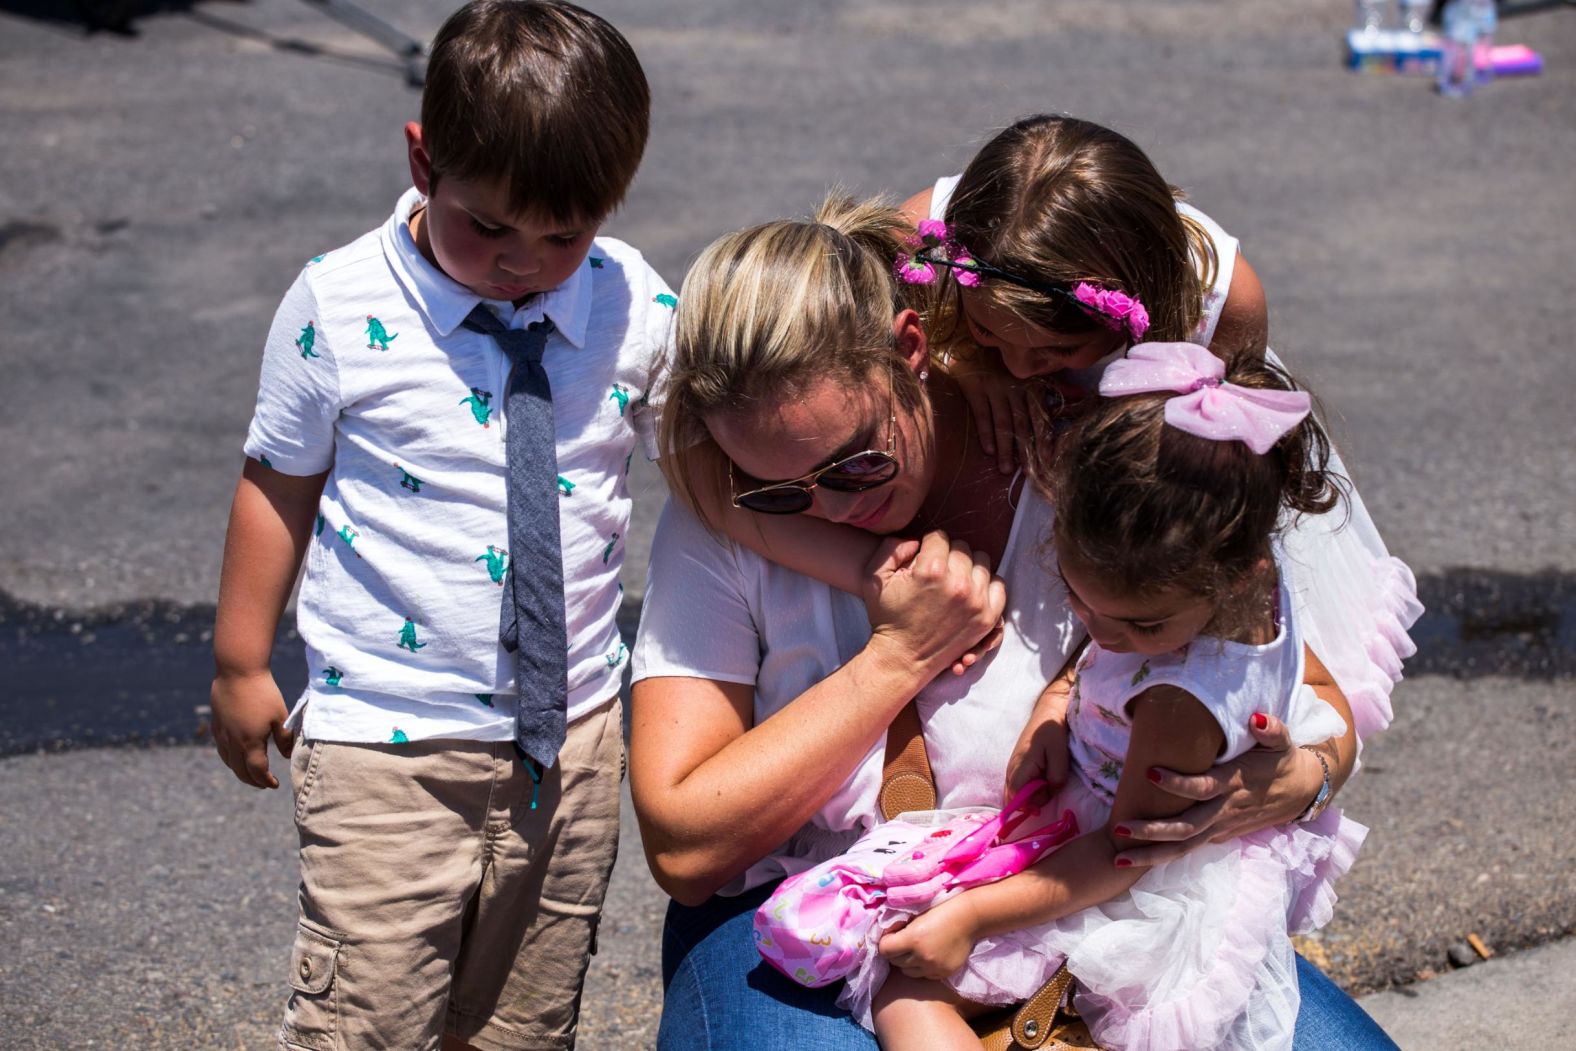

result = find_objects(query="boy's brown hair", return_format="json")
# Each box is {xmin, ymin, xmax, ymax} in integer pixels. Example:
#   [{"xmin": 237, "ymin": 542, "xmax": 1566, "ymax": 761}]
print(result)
[{"xmin": 421, "ymin": 0, "xmax": 650, "ymax": 224}]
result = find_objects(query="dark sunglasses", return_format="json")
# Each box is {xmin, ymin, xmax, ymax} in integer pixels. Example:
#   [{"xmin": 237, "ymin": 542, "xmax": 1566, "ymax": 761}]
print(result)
[{"xmin": 729, "ymin": 382, "xmax": 901, "ymax": 516}]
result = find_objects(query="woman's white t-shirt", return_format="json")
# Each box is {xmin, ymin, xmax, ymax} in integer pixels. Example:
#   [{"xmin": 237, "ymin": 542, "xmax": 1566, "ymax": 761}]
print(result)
[{"xmin": 632, "ymin": 484, "xmax": 1083, "ymax": 896}]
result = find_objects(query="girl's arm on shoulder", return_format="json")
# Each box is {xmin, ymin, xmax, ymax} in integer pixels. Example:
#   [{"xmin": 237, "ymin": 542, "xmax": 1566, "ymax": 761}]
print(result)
[
  {"xmin": 661, "ymin": 443, "xmax": 880, "ymax": 596},
  {"xmin": 899, "ymin": 188, "xmax": 933, "ymax": 227},
  {"xmin": 1211, "ymin": 253, "xmax": 1269, "ymax": 358},
  {"xmin": 882, "ymin": 685, "xmax": 1224, "ymax": 972}
]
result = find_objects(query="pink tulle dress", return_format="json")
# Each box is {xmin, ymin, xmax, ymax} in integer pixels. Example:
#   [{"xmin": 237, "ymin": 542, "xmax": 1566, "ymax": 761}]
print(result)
[{"xmin": 837, "ymin": 558, "xmax": 1373, "ymax": 1051}]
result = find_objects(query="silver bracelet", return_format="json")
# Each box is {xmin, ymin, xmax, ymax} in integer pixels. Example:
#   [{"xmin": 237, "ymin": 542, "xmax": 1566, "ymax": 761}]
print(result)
[{"xmin": 1296, "ymin": 747, "xmax": 1333, "ymax": 824}]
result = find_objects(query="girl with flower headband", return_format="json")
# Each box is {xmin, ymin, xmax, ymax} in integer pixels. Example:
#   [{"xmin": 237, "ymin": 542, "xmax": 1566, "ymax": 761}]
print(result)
[
  {"xmin": 901, "ymin": 113, "xmax": 1421, "ymax": 833},
  {"xmin": 900, "ymin": 113, "xmax": 1267, "ymax": 473},
  {"xmin": 856, "ymin": 343, "xmax": 1370, "ymax": 1050}
]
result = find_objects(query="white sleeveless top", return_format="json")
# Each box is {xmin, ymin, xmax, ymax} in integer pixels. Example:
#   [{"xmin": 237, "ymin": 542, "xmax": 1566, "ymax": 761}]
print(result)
[
  {"xmin": 1065, "ymin": 556, "xmax": 1346, "ymax": 806},
  {"xmin": 633, "ymin": 483, "xmax": 1083, "ymax": 895},
  {"xmin": 928, "ymin": 174, "xmax": 1240, "ymax": 347}
]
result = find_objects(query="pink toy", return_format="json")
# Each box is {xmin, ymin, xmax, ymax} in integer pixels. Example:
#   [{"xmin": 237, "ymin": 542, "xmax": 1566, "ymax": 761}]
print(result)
[{"xmin": 754, "ymin": 781, "xmax": 1080, "ymax": 988}]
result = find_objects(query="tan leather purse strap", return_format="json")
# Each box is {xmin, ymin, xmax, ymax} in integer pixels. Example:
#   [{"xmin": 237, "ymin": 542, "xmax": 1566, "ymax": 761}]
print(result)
[
  {"xmin": 879, "ymin": 699, "xmax": 937, "ymax": 821},
  {"xmin": 1010, "ymin": 961, "xmax": 1077, "ymax": 1048},
  {"xmin": 878, "ymin": 703, "xmax": 1096, "ymax": 1050}
]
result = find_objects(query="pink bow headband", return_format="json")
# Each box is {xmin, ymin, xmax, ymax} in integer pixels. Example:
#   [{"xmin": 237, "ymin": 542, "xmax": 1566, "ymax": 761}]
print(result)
[{"xmin": 1099, "ymin": 342, "xmax": 1311, "ymax": 455}]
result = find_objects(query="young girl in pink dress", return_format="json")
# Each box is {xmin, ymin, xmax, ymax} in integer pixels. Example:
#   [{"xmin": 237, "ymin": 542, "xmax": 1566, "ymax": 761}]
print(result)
[{"xmin": 763, "ymin": 343, "xmax": 1369, "ymax": 1051}]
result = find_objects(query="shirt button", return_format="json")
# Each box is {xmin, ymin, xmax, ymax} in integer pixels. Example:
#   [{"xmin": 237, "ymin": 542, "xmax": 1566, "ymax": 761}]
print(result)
[{"xmin": 300, "ymin": 959, "xmax": 313, "ymax": 978}]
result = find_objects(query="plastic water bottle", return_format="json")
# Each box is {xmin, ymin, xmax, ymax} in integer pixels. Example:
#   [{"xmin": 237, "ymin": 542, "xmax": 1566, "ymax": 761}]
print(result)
[
  {"xmin": 1355, "ymin": 0, "xmax": 1389, "ymax": 36},
  {"xmin": 1469, "ymin": 0, "xmax": 1498, "ymax": 84},
  {"xmin": 1399, "ymin": 0, "xmax": 1430, "ymax": 35},
  {"xmin": 1438, "ymin": 0, "xmax": 1479, "ymax": 96}
]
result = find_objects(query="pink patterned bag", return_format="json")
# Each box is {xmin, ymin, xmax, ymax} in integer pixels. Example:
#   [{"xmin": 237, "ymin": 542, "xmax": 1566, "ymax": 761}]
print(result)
[{"xmin": 754, "ymin": 780, "xmax": 1079, "ymax": 988}]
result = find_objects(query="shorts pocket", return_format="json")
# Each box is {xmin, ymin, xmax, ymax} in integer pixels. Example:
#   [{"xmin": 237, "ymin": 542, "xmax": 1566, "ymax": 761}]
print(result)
[
  {"xmin": 292, "ymin": 741, "xmax": 325, "ymax": 825},
  {"xmin": 280, "ymin": 919, "xmax": 340, "ymax": 1050}
]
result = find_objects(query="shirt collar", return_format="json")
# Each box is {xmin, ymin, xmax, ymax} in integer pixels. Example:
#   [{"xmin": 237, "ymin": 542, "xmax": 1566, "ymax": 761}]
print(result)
[{"xmin": 381, "ymin": 188, "xmax": 593, "ymax": 348}]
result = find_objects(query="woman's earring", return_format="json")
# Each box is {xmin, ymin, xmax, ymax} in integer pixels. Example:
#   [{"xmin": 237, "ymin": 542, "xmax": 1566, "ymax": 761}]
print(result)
[{"xmin": 919, "ymin": 369, "xmax": 930, "ymax": 382}]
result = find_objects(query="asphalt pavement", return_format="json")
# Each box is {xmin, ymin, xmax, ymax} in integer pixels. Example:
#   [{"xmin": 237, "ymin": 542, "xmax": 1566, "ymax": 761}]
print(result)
[{"xmin": 1, "ymin": 0, "xmax": 1573, "ymax": 1047}]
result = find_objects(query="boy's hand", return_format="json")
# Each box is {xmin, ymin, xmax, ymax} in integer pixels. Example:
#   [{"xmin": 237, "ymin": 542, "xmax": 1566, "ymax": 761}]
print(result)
[
  {"xmin": 1004, "ymin": 702, "xmax": 1071, "ymax": 808},
  {"xmin": 879, "ymin": 894, "xmax": 981, "ymax": 980},
  {"xmin": 954, "ymin": 369, "xmax": 1034, "ymax": 477},
  {"xmin": 210, "ymin": 671, "xmax": 295, "ymax": 789}
]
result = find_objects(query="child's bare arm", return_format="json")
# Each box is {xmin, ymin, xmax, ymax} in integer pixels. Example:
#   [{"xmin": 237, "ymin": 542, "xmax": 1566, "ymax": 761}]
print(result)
[
  {"xmin": 882, "ymin": 685, "xmax": 1223, "ymax": 972},
  {"xmin": 1003, "ymin": 641, "xmax": 1087, "ymax": 804},
  {"xmin": 662, "ymin": 442, "xmax": 882, "ymax": 596},
  {"xmin": 210, "ymin": 459, "xmax": 327, "ymax": 789},
  {"xmin": 1211, "ymin": 252, "xmax": 1269, "ymax": 358},
  {"xmin": 1116, "ymin": 646, "xmax": 1358, "ymax": 865}
]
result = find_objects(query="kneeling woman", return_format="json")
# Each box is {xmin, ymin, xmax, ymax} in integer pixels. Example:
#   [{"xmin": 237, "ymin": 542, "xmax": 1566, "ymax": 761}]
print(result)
[{"xmin": 629, "ymin": 197, "xmax": 1392, "ymax": 1049}]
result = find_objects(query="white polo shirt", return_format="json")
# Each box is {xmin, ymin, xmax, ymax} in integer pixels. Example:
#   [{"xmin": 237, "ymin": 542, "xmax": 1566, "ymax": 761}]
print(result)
[{"xmin": 246, "ymin": 188, "xmax": 673, "ymax": 745}]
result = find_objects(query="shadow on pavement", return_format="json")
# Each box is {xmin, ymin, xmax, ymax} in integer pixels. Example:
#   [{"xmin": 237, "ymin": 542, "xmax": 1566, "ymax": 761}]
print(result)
[
  {"xmin": 1, "ymin": 569, "xmax": 1570, "ymax": 756},
  {"xmin": 0, "ymin": 0, "xmax": 421, "ymax": 82}
]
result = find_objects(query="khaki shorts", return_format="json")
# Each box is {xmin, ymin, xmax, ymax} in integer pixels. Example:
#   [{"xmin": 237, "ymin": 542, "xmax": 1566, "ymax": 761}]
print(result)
[{"xmin": 279, "ymin": 698, "xmax": 623, "ymax": 1051}]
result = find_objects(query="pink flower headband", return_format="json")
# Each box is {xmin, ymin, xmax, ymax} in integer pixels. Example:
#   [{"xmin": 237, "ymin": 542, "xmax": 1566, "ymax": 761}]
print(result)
[
  {"xmin": 894, "ymin": 220, "xmax": 1150, "ymax": 341},
  {"xmin": 1098, "ymin": 342, "xmax": 1311, "ymax": 455}
]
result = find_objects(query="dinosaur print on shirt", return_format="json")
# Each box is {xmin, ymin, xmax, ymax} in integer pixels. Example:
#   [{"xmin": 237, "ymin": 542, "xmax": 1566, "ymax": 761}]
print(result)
[
  {"xmin": 395, "ymin": 463, "xmax": 424, "ymax": 493},
  {"xmin": 295, "ymin": 321, "xmax": 319, "ymax": 359},
  {"xmin": 476, "ymin": 545, "xmax": 508, "ymax": 585},
  {"xmin": 460, "ymin": 388, "xmax": 493, "ymax": 427},
  {"xmin": 365, "ymin": 315, "xmax": 397, "ymax": 351}
]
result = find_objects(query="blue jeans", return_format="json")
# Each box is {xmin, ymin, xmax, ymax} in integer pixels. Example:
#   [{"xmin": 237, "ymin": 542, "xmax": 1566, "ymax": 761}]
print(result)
[{"xmin": 658, "ymin": 882, "xmax": 1398, "ymax": 1050}]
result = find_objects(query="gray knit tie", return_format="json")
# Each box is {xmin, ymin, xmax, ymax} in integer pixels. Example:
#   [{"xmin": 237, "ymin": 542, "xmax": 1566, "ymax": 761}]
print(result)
[{"xmin": 462, "ymin": 305, "xmax": 568, "ymax": 770}]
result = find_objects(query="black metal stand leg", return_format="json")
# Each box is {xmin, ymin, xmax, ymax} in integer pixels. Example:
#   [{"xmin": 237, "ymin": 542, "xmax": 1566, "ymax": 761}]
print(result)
[{"xmin": 296, "ymin": 0, "xmax": 428, "ymax": 85}]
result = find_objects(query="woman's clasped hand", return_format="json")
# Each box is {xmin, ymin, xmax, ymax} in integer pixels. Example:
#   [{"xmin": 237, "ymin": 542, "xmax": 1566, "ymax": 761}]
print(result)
[{"xmin": 862, "ymin": 533, "xmax": 1007, "ymax": 680}]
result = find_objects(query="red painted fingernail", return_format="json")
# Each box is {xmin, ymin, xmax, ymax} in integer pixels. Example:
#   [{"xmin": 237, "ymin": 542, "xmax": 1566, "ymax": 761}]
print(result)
[
  {"xmin": 1115, "ymin": 857, "xmax": 1132, "ymax": 868},
  {"xmin": 1252, "ymin": 712, "xmax": 1269, "ymax": 731},
  {"xmin": 1113, "ymin": 825, "xmax": 1132, "ymax": 838},
  {"xmin": 1146, "ymin": 768, "xmax": 1162, "ymax": 783}
]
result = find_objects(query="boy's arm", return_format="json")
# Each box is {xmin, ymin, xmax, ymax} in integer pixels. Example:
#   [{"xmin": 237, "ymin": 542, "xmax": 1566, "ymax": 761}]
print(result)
[
  {"xmin": 210, "ymin": 459, "xmax": 327, "ymax": 789},
  {"xmin": 880, "ymin": 685, "xmax": 1223, "ymax": 979}
]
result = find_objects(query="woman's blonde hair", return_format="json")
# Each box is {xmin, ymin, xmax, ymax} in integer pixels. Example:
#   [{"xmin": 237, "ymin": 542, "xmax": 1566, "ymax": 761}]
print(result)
[
  {"xmin": 659, "ymin": 193, "xmax": 931, "ymax": 520},
  {"xmin": 931, "ymin": 114, "xmax": 1217, "ymax": 365}
]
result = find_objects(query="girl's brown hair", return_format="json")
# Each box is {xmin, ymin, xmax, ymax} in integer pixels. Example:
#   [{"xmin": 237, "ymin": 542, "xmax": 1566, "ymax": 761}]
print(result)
[
  {"xmin": 1049, "ymin": 352, "xmax": 1342, "ymax": 606},
  {"xmin": 658, "ymin": 193, "xmax": 931, "ymax": 523},
  {"xmin": 932, "ymin": 114, "xmax": 1215, "ymax": 363}
]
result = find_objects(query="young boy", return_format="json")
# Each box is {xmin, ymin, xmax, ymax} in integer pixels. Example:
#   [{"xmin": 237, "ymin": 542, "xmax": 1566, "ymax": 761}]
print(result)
[{"xmin": 208, "ymin": 3, "xmax": 671, "ymax": 1047}]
